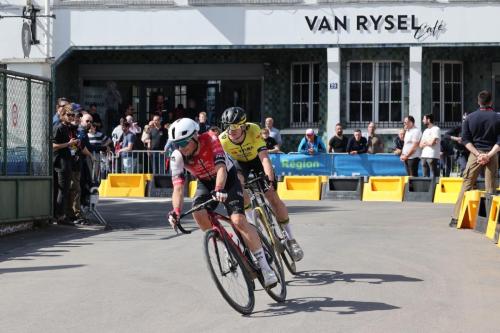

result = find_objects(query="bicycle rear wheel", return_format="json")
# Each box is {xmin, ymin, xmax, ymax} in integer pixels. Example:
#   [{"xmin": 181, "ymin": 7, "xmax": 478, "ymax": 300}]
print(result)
[
  {"xmin": 264, "ymin": 206, "xmax": 298, "ymax": 275},
  {"xmin": 203, "ymin": 230, "xmax": 255, "ymax": 315}
]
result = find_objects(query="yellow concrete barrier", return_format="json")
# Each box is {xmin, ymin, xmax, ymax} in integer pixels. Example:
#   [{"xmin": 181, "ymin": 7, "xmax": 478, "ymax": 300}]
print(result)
[
  {"xmin": 98, "ymin": 179, "xmax": 107, "ymax": 196},
  {"xmin": 188, "ymin": 180, "xmax": 198, "ymax": 198},
  {"xmin": 486, "ymin": 196, "xmax": 500, "ymax": 241},
  {"xmin": 457, "ymin": 190, "xmax": 482, "ymax": 229},
  {"xmin": 362, "ymin": 176, "xmax": 405, "ymax": 202},
  {"xmin": 433, "ymin": 177, "xmax": 463, "ymax": 204},
  {"xmin": 277, "ymin": 176, "xmax": 322, "ymax": 201},
  {"xmin": 102, "ymin": 173, "xmax": 147, "ymax": 197}
]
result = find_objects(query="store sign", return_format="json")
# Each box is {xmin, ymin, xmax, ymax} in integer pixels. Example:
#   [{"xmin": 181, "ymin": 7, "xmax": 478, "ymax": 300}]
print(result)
[{"xmin": 305, "ymin": 15, "xmax": 446, "ymax": 42}]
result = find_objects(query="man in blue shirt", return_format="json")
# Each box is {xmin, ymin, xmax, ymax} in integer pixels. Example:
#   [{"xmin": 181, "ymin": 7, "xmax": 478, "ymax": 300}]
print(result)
[
  {"xmin": 450, "ymin": 90, "xmax": 500, "ymax": 226},
  {"xmin": 117, "ymin": 121, "xmax": 136, "ymax": 173}
]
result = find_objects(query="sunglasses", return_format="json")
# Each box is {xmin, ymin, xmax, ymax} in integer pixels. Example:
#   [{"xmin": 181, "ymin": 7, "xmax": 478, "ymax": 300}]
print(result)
[
  {"xmin": 66, "ymin": 113, "xmax": 75, "ymax": 117},
  {"xmin": 228, "ymin": 124, "xmax": 245, "ymax": 131},
  {"xmin": 176, "ymin": 138, "xmax": 192, "ymax": 148}
]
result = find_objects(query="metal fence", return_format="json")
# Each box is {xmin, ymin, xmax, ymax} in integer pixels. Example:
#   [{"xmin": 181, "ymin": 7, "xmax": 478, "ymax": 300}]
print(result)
[
  {"xmin": 106, "ymin": 150, "xmax": 171, "ymax": 175},
  {"xmin": 0, "ymin": 69, "xmax": 52, "ymax": 177}
]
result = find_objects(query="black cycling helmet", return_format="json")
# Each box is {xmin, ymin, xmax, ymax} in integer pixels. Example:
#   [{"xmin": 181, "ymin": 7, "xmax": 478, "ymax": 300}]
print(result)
[{"xmin": 221, "ymin": 107, "xmax": 247, "ymax": 126}]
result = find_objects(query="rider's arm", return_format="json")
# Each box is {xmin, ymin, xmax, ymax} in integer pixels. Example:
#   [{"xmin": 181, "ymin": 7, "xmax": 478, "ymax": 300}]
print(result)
[
  {"xmin": 171, "ymin": 183, "xmax": 184, "ymax": 215},
  {"xmin": 258, "ymin": 150, "xmax": 275, "ymax": 182},
  {"xmin": 170, "ymin": 150, "xmax": 186, "ymax": 214},
  {"xmin": 214, "ymin": 163, "xmax": 227, "ymax": 191}
]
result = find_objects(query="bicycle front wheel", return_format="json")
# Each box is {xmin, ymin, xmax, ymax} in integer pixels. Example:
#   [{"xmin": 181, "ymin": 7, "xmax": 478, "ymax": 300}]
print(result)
[{"xmin": 203, "ymin": 230, "xmax": 255, "ymax": 315}]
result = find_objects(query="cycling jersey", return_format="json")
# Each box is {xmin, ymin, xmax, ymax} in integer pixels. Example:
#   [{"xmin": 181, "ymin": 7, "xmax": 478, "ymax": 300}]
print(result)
[
  {"xmin": 170, "ymin": 132, "xmax": 234, "ymax": 186},
  {"xmin": 219, "ymin": 123, "xmax": 267, "ymax": 162}
]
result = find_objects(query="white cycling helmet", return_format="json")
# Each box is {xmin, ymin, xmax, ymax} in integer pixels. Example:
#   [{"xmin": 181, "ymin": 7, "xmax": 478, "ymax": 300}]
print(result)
[{"xmin": 168, "ymin": 118, "xmax": 199, "ymax": 143}]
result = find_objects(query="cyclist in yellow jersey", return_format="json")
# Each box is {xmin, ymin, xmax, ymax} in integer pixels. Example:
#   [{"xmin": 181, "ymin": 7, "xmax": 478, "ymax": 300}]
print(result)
[{"xmin": 219, "ymin": 107, "xmax": 304, "ymax": 261}]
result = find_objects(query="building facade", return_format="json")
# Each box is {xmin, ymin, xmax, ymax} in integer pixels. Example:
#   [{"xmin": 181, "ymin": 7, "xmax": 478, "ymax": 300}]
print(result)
[{"xmin": 2, "ymin": 0, "xmax": 500, "ymax": 150}]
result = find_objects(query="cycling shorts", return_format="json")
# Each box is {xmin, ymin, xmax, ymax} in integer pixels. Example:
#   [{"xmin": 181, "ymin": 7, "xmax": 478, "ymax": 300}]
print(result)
[{"xmin": 192, "ymin": 167, "xmax": 245, "ymax": 216}]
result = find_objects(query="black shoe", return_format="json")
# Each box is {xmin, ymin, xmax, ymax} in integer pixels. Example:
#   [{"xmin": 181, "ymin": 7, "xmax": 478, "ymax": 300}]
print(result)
[
  {"xmin": 449, "ymin": 218, "xmax": 457, "ymax": 227},
  {"xmin": 57, "ymin": 217, "xmax": 76, "ymax": 226}
]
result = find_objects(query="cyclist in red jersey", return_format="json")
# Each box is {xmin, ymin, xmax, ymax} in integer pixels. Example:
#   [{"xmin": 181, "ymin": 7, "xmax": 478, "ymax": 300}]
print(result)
[{"xmin": 166, "ymin": 118, "xmax": 278, "ymax": 287}]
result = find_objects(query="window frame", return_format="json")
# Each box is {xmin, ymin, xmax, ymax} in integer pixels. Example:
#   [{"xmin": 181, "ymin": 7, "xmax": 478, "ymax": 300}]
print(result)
[
  {"xmin": 346, "ymin": 60, "xmax": 405, "ymax": 124},
  {"xmin": 431, "ymin": 60, "xmax": 464, "ymax": 124},
  {"xmin": 290, "ymin": 62, "xmax": 320, "ymax": 127}
]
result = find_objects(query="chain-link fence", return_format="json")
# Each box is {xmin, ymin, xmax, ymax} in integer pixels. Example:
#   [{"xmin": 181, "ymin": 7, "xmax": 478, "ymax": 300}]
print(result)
[{"xmin": 0, "ymin": 69, "xmax": 52, "ymax": 177}]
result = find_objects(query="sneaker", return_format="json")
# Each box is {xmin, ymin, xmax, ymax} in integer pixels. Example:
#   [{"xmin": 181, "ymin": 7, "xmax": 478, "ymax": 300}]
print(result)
[
  {"xmin": 287, "ymin": 239, "xmax": 304, "ymax": 261},
  {"xmin": 261, "ymin": 268, "xmax": 278, "ymax": 288},
  {"xmin": 449, "ymin": 218, "xmax": 458, "ymax": 227}
]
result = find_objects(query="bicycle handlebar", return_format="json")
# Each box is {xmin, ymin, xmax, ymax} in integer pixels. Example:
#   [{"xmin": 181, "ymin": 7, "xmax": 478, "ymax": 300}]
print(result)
[{"xmin": 176, "ymin": 198, "xmax": 218, "ymax": 234}]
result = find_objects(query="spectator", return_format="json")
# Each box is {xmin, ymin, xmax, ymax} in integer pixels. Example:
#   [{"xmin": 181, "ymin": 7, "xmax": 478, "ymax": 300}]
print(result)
[
  {"xmin": 68, "ymin": 113, "xmax": 94, "ymax": 223},
  {"xmin": 53, "ymin": 97, "xmax": 70, "ymax": 126},
  {"xmin": 198, "ymin": 111, "xmax": 209, "ymax": 134},
  {"xmin": 367, "ymin": 122, "xmax": 384, "ymax": 154},
  {"xmin": 209, "ymin": 126, "xmax": 222, "ymax": 137},
  {"xmin": 392, "ymin": 128, "xmax": 405, "ymax": 155},
  {"xmin": 265, "ymin": 117, "xmax": 282, "ymax": 145},
  {"xmin": 117, "ymin": 121, "xmax": 136, "ymax": 173},
  {"xmin": 149, "ymin": 115, "xmax": 167, "ymax": 174},
  {"xmin": 261, "ymin": 128, "xmax": 280, "ymax": 153},
  {"xmin": 88, "ymin": 122, "xmax": 112, "ymax": 153},
  {"xmin": 451, "ymin": 90, "xmax": 500, "ymax": 227},
  {"xmin": 88, "ymin": 103, "xmax": 102, "ymax": 130},
  {"xmin": 111, "ymin": 118, "xmax": 125, "ymax": 147},
  {"xmin": 298, "ymin": 128, "xmax": 326, "ymax": 155},
  {"xmin": 419, "ymin": 114, "xmax": 441, "ymax": 178},
  {"xmin": 185, "ymin": 99, "xmax": 198, "ymax": 120},
  {"xmin": 440, "ymin": 138, "xmax": 454, "ymax": 177},
  {"xmin": 126, "ymin": 115, "xmax": 142, "ymax": 135},
  {"xmin": 52, "ymin": 105, "xmax": 78, "ymax": 225},
  {"xmin": 328, "ymin": 123, "xmax": 348, "ymax": 153},
  {"xmin": 141, "ymin": 122, "xmax": 153, "ymax": 150},
  {"xmin": 346, "ymin": 129, "xmax": 368, "ymax": 155},
  {"xmin": 174, "ymin": 103, "xmax": 186, "ymax": 120},
  {"xmin": 400, "ymin": 116, "xmax": 422, "ymax": 176},
  {"xmin": 444, "ymin": 112, "xmax": 469, "ymax": 176}
]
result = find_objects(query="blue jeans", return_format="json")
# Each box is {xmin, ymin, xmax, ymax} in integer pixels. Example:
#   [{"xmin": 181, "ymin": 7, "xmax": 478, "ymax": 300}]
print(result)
[{"xmin": 122, "ymin": 156, "xmax": 136, "ymax": 173}]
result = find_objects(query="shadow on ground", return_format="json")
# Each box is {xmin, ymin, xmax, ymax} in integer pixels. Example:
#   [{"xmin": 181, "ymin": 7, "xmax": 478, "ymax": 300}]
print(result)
[
  {"xmin": 251, "ymin": 296, "xmax": 400, "ymax": 317},
  {"xmin": 286, "ymin": 270, "xmax": 424, "ymax": 287}
]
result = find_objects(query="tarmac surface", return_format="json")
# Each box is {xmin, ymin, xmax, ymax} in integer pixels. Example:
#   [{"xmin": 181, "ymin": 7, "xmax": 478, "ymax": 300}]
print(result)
[{"xmin": 2, "ymin": 199, "xmax": 500, "ymax": 332}]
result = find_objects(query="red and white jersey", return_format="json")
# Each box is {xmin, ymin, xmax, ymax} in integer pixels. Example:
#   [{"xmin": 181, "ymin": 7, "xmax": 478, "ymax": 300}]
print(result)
[{"xmin": 170, "ymin": 132, "xmax": 234, "ymax": 186}]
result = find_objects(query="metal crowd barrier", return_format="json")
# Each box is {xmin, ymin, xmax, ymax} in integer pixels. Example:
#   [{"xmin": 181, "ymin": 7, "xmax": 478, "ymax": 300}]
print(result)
[{"xmin": 107, "ymin": 150, "xmax": 170, "ymax": 175}]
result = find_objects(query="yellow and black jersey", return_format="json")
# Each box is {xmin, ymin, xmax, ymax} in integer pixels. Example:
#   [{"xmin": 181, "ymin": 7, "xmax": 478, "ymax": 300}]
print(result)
[{"xmin": 219, "ymin": 123, "xmax": 267, "ymax": 162}]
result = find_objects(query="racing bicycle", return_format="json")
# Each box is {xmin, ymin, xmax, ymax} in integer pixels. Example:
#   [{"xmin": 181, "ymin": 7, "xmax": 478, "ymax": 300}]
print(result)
[{"xmin": 176, "ymin": 198, "xmax": 286, "ymax": 315}]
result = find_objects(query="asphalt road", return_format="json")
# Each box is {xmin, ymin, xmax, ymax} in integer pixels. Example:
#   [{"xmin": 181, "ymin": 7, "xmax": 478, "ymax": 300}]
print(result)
[{"xmin": 2, "ymin": 199, "xmax": 500, "ymax": 333}]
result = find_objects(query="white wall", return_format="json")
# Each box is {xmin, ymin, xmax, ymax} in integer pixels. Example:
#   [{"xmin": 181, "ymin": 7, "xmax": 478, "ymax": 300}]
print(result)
[
  {"xmin": 49, "ymin": 3, "xmax": 500, "ymax": 59},
  {"xmin": 0, "ymin": 0, "xmax": 51, "ymax": 60}
]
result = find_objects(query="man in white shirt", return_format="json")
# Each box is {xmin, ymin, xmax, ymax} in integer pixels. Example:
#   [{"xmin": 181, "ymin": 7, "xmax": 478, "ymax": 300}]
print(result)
[
  {"xmin": 401, "ymin": 115, "xmax": 422, "ymax": 176},
  {"xmin": 265, "ymin": 117, "xmax": 282, "ymax": 145},
  {"xmin": 419, "ymin": 114, "xmax": 441, "ymax": 178}
]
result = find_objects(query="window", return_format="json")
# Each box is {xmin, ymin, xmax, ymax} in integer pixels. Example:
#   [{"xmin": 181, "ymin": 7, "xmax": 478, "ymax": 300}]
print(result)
[
  {"xmin": 291, "ymin": 63, "xmax": 320, "ymax": 127},
  {"xmin": 432, "ymin": 62, "xmax": 463, "ymax": 124},
  {"xmin": 347, "ymin": 61, "xmax": 404, "ymax": 126},
  {"xmin": 175, "ymin": 85, "xmax": 187, "ymax": 108}
]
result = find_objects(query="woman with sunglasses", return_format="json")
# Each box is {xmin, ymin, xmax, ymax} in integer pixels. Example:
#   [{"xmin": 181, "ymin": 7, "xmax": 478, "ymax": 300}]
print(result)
[
  {"xmin": 218, "ymin": 107, "xmax": 304, "ymax": 262},
  {"xmin": 52, "ymin": 105, "xmax": 80, "ymax": 225},
  {"xmin": 166, "ymin": 118, "xmax": 278, "ymax": 287}
]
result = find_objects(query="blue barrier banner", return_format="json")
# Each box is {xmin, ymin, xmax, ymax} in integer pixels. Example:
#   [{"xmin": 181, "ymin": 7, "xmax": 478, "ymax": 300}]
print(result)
[
  {"xmin": 270, "ymin": 153, "xmax": 331, "ymax": 176},
  {"xmin": 270, "ymin": 153, "xmax": 409, "ymax": 176},
  {"xmin": 332, "ymin": 154, "xmax": 408, "ymax": 176}
]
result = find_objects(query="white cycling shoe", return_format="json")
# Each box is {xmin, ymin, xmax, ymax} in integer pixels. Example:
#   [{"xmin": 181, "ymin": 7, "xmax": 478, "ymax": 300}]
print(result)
[
  {"xmin": 261, "ymin": 268, "xmax": 278, "ymax": 288},
  {"xmin": 287, "ymin": 239, "xmax": 304, "ymax": 262}
]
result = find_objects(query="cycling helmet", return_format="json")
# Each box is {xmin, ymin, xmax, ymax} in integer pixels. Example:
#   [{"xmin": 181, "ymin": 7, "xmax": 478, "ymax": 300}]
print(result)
[
  {"xmin": 221, "ymin": 107, "xmax": 247, "ymax": 125},
  {"xmin": 168, "ymin": 118, "xmax": 199, "ymax": 143}
]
